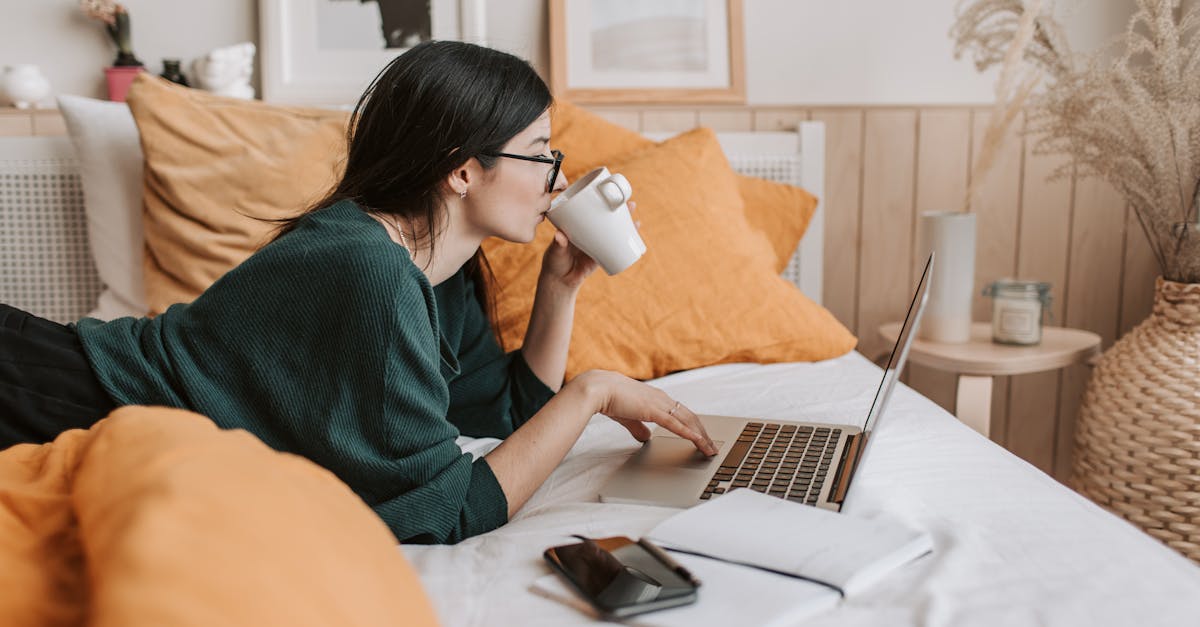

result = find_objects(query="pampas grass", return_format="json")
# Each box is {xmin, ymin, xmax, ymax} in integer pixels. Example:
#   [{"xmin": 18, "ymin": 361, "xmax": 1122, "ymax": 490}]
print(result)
[
  {"xmin": 953, "ymin": 0, "xmax": 1047, "ymax": 213},
  {"xmin": 954, "ymin": 0, "xmax": 1200, "ymax": 283}
]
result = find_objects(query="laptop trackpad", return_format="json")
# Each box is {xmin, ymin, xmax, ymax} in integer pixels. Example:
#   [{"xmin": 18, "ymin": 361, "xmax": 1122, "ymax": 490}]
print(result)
[{"xmin": 636, "ymin": 437, "xmax": 724, "ymax": 470}]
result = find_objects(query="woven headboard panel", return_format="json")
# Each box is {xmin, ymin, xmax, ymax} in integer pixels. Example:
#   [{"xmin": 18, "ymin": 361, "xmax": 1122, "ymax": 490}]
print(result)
[{"xmin": 0, "ymin": 137, "xmax": 103, "ymax": 324}]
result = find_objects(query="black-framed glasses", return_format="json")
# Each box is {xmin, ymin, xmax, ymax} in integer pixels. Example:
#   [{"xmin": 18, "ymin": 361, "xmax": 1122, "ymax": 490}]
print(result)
[{"xmin": 486, "ymin": 149, "xmax": 564, "ymax": 193}]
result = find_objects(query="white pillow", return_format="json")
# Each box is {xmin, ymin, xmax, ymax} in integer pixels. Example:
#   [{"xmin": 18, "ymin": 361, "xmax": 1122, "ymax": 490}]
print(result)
[{"xmin": 57, "ymin": 94, "xmax": 146, "ymax": 320}]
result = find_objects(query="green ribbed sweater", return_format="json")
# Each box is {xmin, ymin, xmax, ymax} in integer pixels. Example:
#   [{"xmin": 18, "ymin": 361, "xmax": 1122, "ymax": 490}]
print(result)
[{"xmin": 76, "ymin": 200, "xmax": 555, "ymax": 544}]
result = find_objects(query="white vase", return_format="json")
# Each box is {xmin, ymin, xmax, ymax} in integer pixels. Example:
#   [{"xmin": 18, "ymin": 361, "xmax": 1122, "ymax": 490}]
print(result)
[
  {"xmin": 917, "ymin": 211, "xmax": 976, "ymax": 343},
  {"xmin": 2, "ymin": 64, "xmax": 51, "ymax": 109}
]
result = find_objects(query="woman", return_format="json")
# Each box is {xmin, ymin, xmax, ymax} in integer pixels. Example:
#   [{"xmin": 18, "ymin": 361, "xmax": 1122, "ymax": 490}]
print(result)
[{"xmin": 0, "ymin": 41, "xmax": 715, "ymax": 544}]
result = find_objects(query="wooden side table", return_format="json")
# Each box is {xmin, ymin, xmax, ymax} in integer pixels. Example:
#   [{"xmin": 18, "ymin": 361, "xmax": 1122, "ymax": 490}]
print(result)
[{"xmin": 878, "ymin": 322, "xmax": 1102, "ymax": 437}]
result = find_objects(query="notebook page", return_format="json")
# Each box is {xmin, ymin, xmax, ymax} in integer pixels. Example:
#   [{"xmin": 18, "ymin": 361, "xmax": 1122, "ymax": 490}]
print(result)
[{"xmin": 646, "ymin": 488, "xmax": 932, "ymax": 596}]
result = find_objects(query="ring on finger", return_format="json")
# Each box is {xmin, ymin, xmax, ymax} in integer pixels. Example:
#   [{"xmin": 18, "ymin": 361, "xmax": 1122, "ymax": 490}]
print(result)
[{"xmin": 667, "ymin": 401, "xmax": 681, "ymax": 416}]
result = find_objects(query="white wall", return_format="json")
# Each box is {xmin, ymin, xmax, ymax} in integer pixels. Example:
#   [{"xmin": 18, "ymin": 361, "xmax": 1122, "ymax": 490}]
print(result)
[
  {"xmin": 0, "ymin": 0, "xmax": 256, "ymax": 103},
  {"xmin": 0, "ymin": 0, "xmax": 1134, "ymax": 104},
  {"xmin": 744, "ymin": 0, "xmax": 1134, "ymax": 105}
]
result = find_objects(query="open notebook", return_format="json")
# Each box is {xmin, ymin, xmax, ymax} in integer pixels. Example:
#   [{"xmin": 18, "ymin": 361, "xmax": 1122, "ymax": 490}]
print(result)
[{"xmin": 646, "ymin": 488, "xmax": 933, "ymax": 597}]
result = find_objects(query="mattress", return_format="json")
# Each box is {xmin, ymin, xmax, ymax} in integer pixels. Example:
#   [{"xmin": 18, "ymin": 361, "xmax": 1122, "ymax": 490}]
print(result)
[{"xmin": 404, "ymin": 352, "xmax": 1200, "ymax": 626}]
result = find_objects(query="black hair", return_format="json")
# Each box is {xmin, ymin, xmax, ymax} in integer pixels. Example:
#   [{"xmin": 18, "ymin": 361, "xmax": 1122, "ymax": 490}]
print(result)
[{"xmin": 274, "ymin": 40, "xmax": 553, "ymax": 333}]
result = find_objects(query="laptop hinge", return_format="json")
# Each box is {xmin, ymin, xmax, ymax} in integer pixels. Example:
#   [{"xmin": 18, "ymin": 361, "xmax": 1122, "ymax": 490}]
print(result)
[{"xmin": 830, "ymin": 432, "xmax": 866, "ymax": 504}]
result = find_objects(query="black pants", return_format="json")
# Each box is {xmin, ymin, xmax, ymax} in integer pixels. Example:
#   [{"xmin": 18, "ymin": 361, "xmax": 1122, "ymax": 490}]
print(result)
[{"xmin": 0, "ymin": 303, "xmax": 116, "ymax": 450}]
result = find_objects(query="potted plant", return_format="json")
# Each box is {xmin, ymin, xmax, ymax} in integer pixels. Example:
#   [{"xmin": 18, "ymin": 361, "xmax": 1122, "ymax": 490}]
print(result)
[
  {"xmin": 953, "ymin": 0, "xmax": 1200, "ymax": 563},
  {"xmin": 80, "ymin": 0, "xmax": 144, "ymax": 102}
]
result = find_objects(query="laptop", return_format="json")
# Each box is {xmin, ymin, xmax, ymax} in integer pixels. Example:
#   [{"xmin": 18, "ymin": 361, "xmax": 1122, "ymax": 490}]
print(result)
[{"xmin": 598, "ymin": 253, "xmax": 934, "ymax": 511}]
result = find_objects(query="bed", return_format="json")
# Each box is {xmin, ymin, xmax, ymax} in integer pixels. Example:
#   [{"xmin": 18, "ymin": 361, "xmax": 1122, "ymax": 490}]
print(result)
[
  {"xmin": 2, "ymin": 98, "xmax": 1199, "ymax": 626},
  {"xmin": 413, "ymin": 354, "xmax": 1200, "ymax": 625}
]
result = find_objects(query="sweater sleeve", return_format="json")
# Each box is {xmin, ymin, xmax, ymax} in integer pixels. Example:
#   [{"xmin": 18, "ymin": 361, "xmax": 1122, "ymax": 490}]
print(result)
[{"xmin": 445, "ymin": 281, "xmax": 557, "ymax": 439}]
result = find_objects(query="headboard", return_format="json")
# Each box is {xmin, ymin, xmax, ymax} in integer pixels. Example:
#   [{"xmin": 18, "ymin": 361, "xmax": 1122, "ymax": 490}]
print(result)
[
  {"xmin": 0, "ymin": 123, "xmax": 826, "ymax": 323},
  {"xmin": 645, "ymin": 121, "xmax": 825, "ymax": 304}
]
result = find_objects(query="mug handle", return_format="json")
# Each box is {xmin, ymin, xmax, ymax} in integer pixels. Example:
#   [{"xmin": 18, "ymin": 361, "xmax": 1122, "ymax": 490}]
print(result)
[{"xmin": 598, "ymin": 173, "xmax": 632, "ymax": 209}]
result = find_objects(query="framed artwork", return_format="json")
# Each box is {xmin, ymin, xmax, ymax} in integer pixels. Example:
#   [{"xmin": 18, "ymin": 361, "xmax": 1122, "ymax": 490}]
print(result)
[
  {"xmin": 549, "ymin": 0, "xmax": 745, "ymax": 104},
  {"xmin": 260, "ymin": 0, "xmax": 486, "ymax": 105}
]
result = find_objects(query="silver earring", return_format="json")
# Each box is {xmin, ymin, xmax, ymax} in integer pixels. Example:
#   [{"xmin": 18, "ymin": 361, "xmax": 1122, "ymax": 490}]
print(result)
[{"xmin": 460, "ymin": 189, "xmax": 468, "ymax": 199}]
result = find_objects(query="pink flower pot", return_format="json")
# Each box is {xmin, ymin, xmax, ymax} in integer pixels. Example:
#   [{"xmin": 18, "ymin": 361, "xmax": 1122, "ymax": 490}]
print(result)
[{"xmin": 104, "ymin": 66, "xmax": 144, "ymax": 102}]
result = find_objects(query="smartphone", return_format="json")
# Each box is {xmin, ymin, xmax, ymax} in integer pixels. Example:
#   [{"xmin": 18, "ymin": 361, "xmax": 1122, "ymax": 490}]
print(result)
[{"xmin": 543, "ymin": 535, "xmax": 700, "ymax": 619}]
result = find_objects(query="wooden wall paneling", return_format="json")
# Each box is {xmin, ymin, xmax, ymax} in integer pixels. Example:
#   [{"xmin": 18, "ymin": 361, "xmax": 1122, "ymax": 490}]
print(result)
[
  {"xmin": 588, "ymin": 108, "xmax": 641, "ymax": 133},
  {"xmin": 1119, "ymin": 206, "xmax": 1161, "ymax": 337},
  {"xmin": 0, "ymin": 109, "xmax": 34, "ymax": 137},
  {"xmin": 906, "ymin": 108, "xmax": 973, "ymax": 414},
  {"xmin": 811, "ymin": 109, "xmax": 865, "ymax": 333},
  {"xmin": 698, "ymin": 109, "xmax": 754, "ymax": 131},
  {"xmin": 1055, "ymin": 175, "xmax": 1127, "ymax": 480},
  {"xmin": 968, "ymin": 108, "xmax": 1024, "ymax": 323},
  {"xmin": 966, "ymin": 108, "xmax": 1025, "ymax": 443},
  {"xmin": 640, "ymin": 109, "xmax": 700, "ymax": 134},
  {"xmin": 856, "ymin": 109, "xmax": 918, "ymax": 361},
  {"xmin": 753, "ymin": 108, "xmax": 806, "ymax": 132},
  {"xmin": 1006, "ymin": 127, "xmax": 1073, "ymax": 473},
  {"xmin": 913, "ymin": 109, "xmax": 972, "ymax": 232}
]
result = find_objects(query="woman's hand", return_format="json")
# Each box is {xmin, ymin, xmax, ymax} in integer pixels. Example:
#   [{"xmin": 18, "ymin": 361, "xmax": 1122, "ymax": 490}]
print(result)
[
  {"xmin": 574, "ymin": 369, "xmax": 718, "ymax": 456},
  {"xmin": 538, "ymin": 230, "xmax": 599, "ymax": 291},
  {"xmin": 537, "ymin": 201, "xmax": 637, "ymax": 292}
]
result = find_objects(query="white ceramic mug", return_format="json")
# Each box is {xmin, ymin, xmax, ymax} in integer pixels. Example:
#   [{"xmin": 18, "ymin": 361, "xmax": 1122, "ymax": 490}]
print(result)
[{"xmin": 547, "ymin": 166, "xmax": 646, "ymax": 275}]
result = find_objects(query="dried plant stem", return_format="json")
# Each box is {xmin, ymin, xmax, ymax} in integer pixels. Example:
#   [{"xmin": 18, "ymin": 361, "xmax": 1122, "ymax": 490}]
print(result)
[
  {"xmin": 1030, "ymin": 0, "xmax": 1200, "ymax": 282},
  {"xmin": 961, "ymin": 0, "xmax": 1043, "ymax": 213},
  {"xmin": 957, "ymin": 0, "xmax": 1200, "ymax": 283}
]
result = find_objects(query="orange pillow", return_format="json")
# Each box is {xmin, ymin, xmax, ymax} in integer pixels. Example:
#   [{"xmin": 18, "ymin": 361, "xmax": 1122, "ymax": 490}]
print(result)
[
  {"xmin": 0, "ymin": 406, "xmax": 438, "ymax": 627},
  {"xmin": 125, "ymin": 75, "xmax": 350, "ymax": 315},
  {"xmin": 73, "ymin": 407, "xmax": 439, "ymax": 627},
  {"xmin": 483, "ymin": 128, "xmax": 855, "ymax": 380},
  {"xmin": 550, "ymin": 100, "xmax": 817, "ymax": 272}
]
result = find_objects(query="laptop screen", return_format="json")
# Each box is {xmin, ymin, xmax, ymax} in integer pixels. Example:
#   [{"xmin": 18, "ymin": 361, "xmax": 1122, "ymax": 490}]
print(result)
[{"xmin": 860, "ymin": 253, "xmax": 934, "ymax": 435}]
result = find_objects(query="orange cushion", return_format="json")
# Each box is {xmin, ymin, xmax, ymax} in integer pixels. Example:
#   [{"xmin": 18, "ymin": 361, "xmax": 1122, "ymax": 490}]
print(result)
[
  {"xmin": 0, "ymin": 429, "xmax": 91, "ymax": 627},
  {"xmin": 125, "ymin": 74, "xmax": 350, "ymax": 315},
  {"xmin": 0, "ymin": 406, "xmax": 439, "ymax": 627},
  {"xmin": 483, "ymin": 128, "xmax": 855, "ymax": 380},
  {"xmin": 550, "ymin": 100, "xmax": 818, "ymax": 272}
]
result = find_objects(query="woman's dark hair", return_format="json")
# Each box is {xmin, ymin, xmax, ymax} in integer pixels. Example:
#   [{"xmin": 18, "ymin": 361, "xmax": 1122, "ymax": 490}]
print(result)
[{"xmin": 274, "ymin": 40, "xmax": 553, "ymax": 335}]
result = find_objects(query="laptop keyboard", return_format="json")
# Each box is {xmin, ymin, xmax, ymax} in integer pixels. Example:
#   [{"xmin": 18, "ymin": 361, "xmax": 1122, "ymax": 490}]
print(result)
[{"xmin": 700, "ymin": 421, "xmax": 841, "ymax": 505}]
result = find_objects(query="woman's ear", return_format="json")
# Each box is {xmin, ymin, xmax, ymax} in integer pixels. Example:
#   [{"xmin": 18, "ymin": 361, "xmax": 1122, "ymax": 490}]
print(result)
[{"xmin": 445, "ymin": 158, "xmax": 480, "ymax": 198}]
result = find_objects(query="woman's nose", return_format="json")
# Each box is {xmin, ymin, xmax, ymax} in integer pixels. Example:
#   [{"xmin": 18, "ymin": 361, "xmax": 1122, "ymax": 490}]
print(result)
[{"xmin": 552, "ymin": 172, "xmax": 569, "ymax": 193}]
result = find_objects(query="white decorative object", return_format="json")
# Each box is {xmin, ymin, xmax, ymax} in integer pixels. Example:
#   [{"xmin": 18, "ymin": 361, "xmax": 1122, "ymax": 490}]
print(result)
[
  {"xmin": 192, "ymin": 42, "xmax": 257, "ymax": 100},
  {"xmin": 259, "ymin": 0, "xmax": 486, "ymax": 105},
  {"xmin": 917, "ymin": 211, "xmax": 976, "ymax": 343},
  {"xmin": 2, "ymin": 65, "xmax": 51, "ymax": 109}
]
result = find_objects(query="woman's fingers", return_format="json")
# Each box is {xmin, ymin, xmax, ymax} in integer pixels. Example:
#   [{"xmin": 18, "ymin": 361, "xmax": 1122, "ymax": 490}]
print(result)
[
  {"xmin": 656, "ymin": 402, "xmax": 717, "ymax": 456},
  {"xmin": 593, "ymin": 372, "xmax": 716, "ymax": 455},
  {"xmin": 615, "ymin": 418, "xmax": 652, "ymax": 442},
  {"xmin": 678, "ymin": 405, "xmax": 717, "ymax": 455}
]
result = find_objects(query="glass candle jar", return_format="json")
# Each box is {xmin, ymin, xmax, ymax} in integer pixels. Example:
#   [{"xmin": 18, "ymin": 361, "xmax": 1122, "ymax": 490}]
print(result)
[{"xmin": 982, "ymin": 279, "xmax": 1052, "ymax": 345}]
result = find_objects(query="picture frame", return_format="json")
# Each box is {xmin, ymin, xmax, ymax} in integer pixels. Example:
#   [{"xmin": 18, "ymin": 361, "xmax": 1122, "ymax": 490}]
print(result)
[
  {"xmin": 549, "ymin": 0, "xmax": 745, "ymax": 104},
  {"xmin": 260, "ymin": 0, "xmax": 486, "ymax": 105}
]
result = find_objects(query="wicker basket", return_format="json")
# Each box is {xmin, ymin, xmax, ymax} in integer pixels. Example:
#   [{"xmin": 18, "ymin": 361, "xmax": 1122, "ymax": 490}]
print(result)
[{"xmin": 1073, "ymin": 277, "xmax": 1200, "ymax": 562}]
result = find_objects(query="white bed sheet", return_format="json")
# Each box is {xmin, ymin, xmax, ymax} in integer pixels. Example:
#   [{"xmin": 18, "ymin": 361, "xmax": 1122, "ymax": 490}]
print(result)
[{"xmin": 404, "ymin": 353, "xmax": 1200, "ymax": 626}]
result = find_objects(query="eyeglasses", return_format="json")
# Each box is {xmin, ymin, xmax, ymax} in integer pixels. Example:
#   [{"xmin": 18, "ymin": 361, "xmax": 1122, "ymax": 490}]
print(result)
[{"xmin": 485, "ymin": 149, "xmax": 564, "ymax": 193}]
